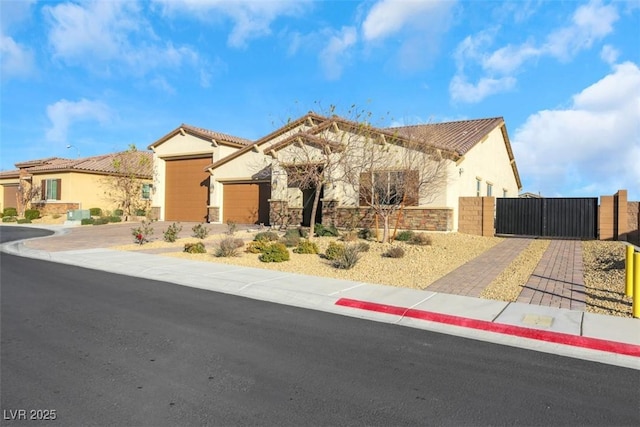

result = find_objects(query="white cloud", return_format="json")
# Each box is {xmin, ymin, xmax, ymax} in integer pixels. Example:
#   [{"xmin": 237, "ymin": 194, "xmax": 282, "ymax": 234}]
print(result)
[
  {"xmin": 600, "ymin": 44, "xmax": 619, "ymax": 65},
  {"xmin": 0, "ymin": 35, "xmax": 35, "ymax": 80},
  {"xmin": 449, "ymin": 75, "xmax": 516, "ymax": 103},
  {"xmin": 451, "ymin": 0, "xmax": 620, "ymax": 103},
  {"xmin": 46, "ymin": 99, "xmax": 111, "ymax": 143},
  {"xmin": 512, "ymin": 62, "xmax": 640, "ymax": 198},
  {"xmin": 319, "ymin": 27, "xmax": 357, "ymax": 80},
  {"xmin": 152, "ymin": 0, "xmax": 309, "ymax": 48},
  {"xmin": 44, "ymin": 1, "xmax": 203, "ymax": 79},
  {"xmin": 361, "ymin": 0, "xmax": 456, "ymax": 71}
]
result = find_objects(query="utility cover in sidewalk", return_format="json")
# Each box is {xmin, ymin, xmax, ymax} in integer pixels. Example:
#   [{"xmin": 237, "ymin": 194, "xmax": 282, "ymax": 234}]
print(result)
[{"xmin": 522, "ymin": 314, "xmax": 554, "ymax": 327}]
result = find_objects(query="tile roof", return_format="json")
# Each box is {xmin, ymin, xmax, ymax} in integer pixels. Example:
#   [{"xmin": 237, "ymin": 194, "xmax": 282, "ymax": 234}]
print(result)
[
  {"xmin": 9, "ymin": 151, "xmax": 153, "ymax": 177},
  {"xmin": 180, "ymin": 123, "xmax": 253, "ymax": 146},
  {"xmin": 388, "ymin": 117, "xmax": 505, "ymax": 156}
]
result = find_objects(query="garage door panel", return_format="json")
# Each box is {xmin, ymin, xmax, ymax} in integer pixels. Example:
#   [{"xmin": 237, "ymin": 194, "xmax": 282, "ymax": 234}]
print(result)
[
  {"xmin": 165, "ymin": 157, "xmax": 210, "ymax": 222},
  {"xmin": 223, "ymin": 183, "xmax": 270, "ymax": 225}
]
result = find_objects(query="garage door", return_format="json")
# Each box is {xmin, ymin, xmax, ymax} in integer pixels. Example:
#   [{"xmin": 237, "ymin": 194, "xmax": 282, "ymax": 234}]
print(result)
[
  {"xmin": 165, "ymin": 157, "xmax": 211, "ymax": 222},
  {"xmin": 3, "ymin": 184, "xmax": 18, "ymax": 211},
  {"xmin": 223, "ymin": 183, "xmax": 271, "ymax": 225}
]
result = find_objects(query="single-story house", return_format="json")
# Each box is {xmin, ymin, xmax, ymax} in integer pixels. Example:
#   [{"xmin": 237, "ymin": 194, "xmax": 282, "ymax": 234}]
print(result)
[
  {"xmin": 0, "ymin": 151, "xmax": 153, "ymax": 216},
  {"xmin": 148, "ymin": 113, "xmax": 522, "ymax": 232}
]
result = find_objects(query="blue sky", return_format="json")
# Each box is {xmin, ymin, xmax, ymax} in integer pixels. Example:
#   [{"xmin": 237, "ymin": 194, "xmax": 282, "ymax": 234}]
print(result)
[{"xmin": 1, "ymin": 0, "xmax": 639, "ymax": 199}]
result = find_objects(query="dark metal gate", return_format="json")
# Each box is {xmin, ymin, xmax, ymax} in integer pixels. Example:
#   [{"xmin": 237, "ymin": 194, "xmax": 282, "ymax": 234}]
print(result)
[{"xmin": 495, "ymin": 198, "xmax": 598, "ymax": 239}]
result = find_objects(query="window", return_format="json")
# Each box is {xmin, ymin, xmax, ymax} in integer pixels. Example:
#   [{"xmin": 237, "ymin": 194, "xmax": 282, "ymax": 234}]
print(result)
[
  {"xmin": 41, "ymin": 179, "xmax": 61, "ymax": 201},
  {"xmin": 359, "ymin": 170, "xmax": 418, "ymax": 206},
  {"xmin": 141, "ymin": 183, "xmax": 153, "ymax": 200},
  {"xmin": 487, "ymin": 182, "xmax": 493, "ymax": 197},
  {"xmin": 476, "ymin": 178, "xmax": 482, "ymax": 197}
]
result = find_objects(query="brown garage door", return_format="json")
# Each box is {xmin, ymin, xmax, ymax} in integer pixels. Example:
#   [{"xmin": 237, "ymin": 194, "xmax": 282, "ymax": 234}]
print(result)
[
  {"xmin": 3, "ymin": 184, "xmax": 18, "ymax": 211},
  {"xmin": 165, "ymin": 157, "xmax": 211, "ymax": 222},
  {"xmin": 223, "ymin": 183, "xmax": 271, "ymax": 225}
]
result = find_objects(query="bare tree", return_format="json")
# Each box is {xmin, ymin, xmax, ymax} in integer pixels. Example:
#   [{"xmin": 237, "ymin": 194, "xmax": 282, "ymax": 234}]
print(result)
[
  {"xmin": 102, "ymin": 144, "xmax": 153, "ymax": 220},
  {"xmin": 16, "ymin": 178, "xmax": 41, "ymax": 217},
  {"xmin": 340, "ymin": 126, "xmax": 450, "ymax": 243}
]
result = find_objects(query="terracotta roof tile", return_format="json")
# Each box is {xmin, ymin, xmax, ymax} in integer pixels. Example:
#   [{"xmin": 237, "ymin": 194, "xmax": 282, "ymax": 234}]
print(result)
[
  {"xmin": 180, "ymin": 123, "xmax": 252, "ymax": 146},
  {"xmin": 16, "ymin": 151, "xmax": 153, "ymax": 177}
]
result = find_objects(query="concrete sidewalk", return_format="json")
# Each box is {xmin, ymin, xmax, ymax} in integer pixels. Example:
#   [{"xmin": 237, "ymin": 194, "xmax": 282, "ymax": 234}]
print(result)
[{"xmin": 2, "ymin": 223, "xmax": 639, "ymax": 369}]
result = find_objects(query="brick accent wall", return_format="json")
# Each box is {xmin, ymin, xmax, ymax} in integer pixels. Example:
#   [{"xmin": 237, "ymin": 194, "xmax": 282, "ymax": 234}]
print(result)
[
  {"xmin": 627, "ymin": 201, "xmax": 639, "ymax": 246},
  {"xmin": 323, "ymin": 206, "xmax": 453, "ymax": 232},
  {"xmin": 32, "ymin": 201, "xmax": 80, "ymax": 216},
  {"xmin": 458, "ymin": 197, "xmax": 495, "ymax": 237},
  {"xmin": 207, "ymin": 206, "xmax": 220, "ymax": 223},
  {"xmin": 599, "ymin": 190, "xmax": 630, "ymax": 241},
  {"xmin": 268, "ymin": 200, "xmax": 302, "ymax": 229}
]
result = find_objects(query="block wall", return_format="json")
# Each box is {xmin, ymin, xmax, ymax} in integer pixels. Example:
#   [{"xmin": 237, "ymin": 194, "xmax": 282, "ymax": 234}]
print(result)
[{"xmin": 458, "ymin": 196, "xmax": 495, "ymax": 237}]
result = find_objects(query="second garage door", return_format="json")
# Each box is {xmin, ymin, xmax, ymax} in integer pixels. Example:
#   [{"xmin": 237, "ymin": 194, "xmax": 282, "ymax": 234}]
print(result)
[
  {"xmin": 165, "ymin": 157, "xmax": 211, "ymax": 222},
  {"xmin": 223, "ymin": 182, "xmax": 271, "ymax": 225}
]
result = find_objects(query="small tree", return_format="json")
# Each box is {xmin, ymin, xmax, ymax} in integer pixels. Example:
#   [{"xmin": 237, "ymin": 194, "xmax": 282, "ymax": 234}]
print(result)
[
  {"xmin": 102, "ymin": 144, "xmax": 152, "ymax": 220},
  {"xmin": 16, "ymin": 179, "xmax": 41, "ymax": 217}
]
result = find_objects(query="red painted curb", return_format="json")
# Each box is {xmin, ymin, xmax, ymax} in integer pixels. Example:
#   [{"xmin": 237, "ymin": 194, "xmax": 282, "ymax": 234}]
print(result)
[{"xmin": 335, "ymin": 298, "xmax": 640, "ymax": 357}]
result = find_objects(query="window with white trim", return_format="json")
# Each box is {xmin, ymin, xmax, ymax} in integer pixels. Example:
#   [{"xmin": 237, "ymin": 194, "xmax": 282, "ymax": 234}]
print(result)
[
  {"xmin": 41, "ymin": 179, "xmax": 61, "ymax": 200},
  {"xmin": 141, "ymin": 183, "xmax": 153, "ymax": 200}
]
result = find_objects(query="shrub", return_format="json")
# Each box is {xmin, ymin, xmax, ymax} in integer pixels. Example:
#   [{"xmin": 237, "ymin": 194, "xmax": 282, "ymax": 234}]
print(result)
[
  {"xmin": 395, "ymin": 230, "xmax": 415, "ymax": 242},
  {"xmin": 24, "ymin": 209, "xmax": 40, "ymax": 220},
  {"xmin": 315, "ymin": 223, "xmax": 339, "ymax": 237},
  {"xmin": 356, "ymin": 242, "xmax": 370, "ymax": 252},
  {"xmin": 135, "ymin": 208, "xmax": 146, "ymax": 216},
  {"xmin": 17, "ymin": 218, "xmax": 31, "ymax": 224},
  {"xmin": 2, "ymin": 216, "xmax": 17, "ymax": 222},
  {"xmin": 280, "ymin": 234, "xmax": 300, "ymax": 248},
  {"xmin": 293, "ymin": 239, "xmax": 319, "ymax": 254},
  {"xmin": 0, "ymin": 212, "xmax": 3, "ymax": 218},
  {"xmin": 3, "ymin": 207, "xmax": 18, "ymax": 217},
  {"xmin": 93, "ymin": 217, "xmax": 109, "ymax": 225},
  {"xmin": 358, "ymin": 228, "xmax": 373, "ymax": 240},
  {"xmin": 383, "ymin": 246, "xmax": 405, "ymax": 258},
  {"xmin": 325, "ymin": 241, "xmax": 345, "ymax": 261},
  {"xmin": 114, "ymin": 209, "xmax": 124, "ymax": 217},
  {"xmin": 409, "ymin": 233, "xmax": 432, "ymax": 246},
  {"xmin": 285, "ymin": 227, "xmax": 308, "ymax": 239},
  {"xmin": 192, "ymin": 223, "xmax": 209, "ymax": 239},
  {"xmin": 215, "ymin": 237, "xmax": 244, "ymax": 257},
  {"xmin": 226, "ymin": 220, "xmax": 237, "ymax": 235},
  {"xmin": 163, "ymin": 222, "xmax": 183, "ymax": 242},
  {"xmin": 132, "ymin": 219, "xmax": 154, "ymax": 245},
  {"xmin": 254, "ymin": 231, "xmax": 279, "ymax": 242},
  {"xmin": 81, "ymin": 218, "xmax": 95, "ymax": 225},
  {"xmin": 341, "ymin": 231, "xmax": 358, "ymax": 242},
  {"xmin": 246, "ymin": 240, "xmax": 269, "ymax": 254},
  {"xmin": 333, "ymin": 244, "xmax": 361, "ymax": 270},
  {"xmin": 52, "ymin": 214, "xmax": 61, "ymax": 219},
  {"xmin": 107, "ymin": 216, "xmax": 122, "ymax": 223},
  {"xmin": 89, "ymin": 207, "xmax": 102, "ymax": 217},
  {"xmin": 184, "ymin": 242, "xmax": 206, "ymax": 254},
  {"xmin": 259, "ymin": 242, "xmax": 290, "ymax": 263}
]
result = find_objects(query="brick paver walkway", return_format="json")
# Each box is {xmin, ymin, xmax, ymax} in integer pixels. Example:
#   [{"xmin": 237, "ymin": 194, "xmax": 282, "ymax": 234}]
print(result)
[
  {"xmin": 516, "ymin": 240, "xmax": 586, "ymax": 310},
  {"xmin": 426, "ymin": 238, "xmax": 533, "ymax": 297}
]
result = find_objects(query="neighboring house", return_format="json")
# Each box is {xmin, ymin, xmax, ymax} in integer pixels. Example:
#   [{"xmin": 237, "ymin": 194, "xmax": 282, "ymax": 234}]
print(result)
[
  {"xmin": 0, "ymin": 151, "xmax": 153, "ymax": 216},
  {"xmin": 149, "ymin": 113, "xmax": 522, "ymax": 232}
]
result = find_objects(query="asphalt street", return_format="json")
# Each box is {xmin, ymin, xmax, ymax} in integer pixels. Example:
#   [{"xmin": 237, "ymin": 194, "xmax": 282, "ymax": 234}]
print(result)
[{"xmin": 1, "ymin": 227, "xmax": 639, "ymax": 426}]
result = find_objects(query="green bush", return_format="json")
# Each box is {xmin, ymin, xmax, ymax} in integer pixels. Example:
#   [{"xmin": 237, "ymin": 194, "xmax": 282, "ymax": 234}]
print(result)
[
  {"xmin": 52, "ymin": 214, "xmax": 61, "ymax": 219},
  {"xmin": 395, "ymin": 230, "xmax": 415, "ymax": 242},
  {"xmin": 409, "ymin": 233, "xmax": 432, "ymax": 246},
  {"xmin": 107, "ymin": 216, "xmax": 122, "ymax": 223},
  {"xmin": 356, "ymin": 242, "xmax": 370, "ymax": 252},
  {"xmin": 246, "ymin": 240, "xmax": 269, "ymax": 253},
  {"xmin": 333, "ymin": 244, "xmax": 361, "ymax": 270},
  {"xmin": 315, "ymin": 223, "xmax": 339, "ymax": 237},
  {"xmin": 135, "ymin": 209, "xmax": 146, "ymax": 216},
  {"xmin": 24, "ymin": 209, "xmax": 40, "ymax": 220},
  {"xmin": 280, "ymin": 234, "xmax": 301, "ymax": 248},
  {"xmin": 259, "ymin": 242, "xmax": 290, "ymax": 263},
  {"xmin": 17, "ymin": 218, "xmax": 31, "ymax": 224},
  {"xmin": 215, "ymin": 237, "xmax": 244, "ymax": 257},
  {"xmin": 0, "ymin": 212, "xmax": 3, "ymax": 218},
  {"xmin": 3, "ymin": 207, "xmax": 17, "ymax": 217},
  {"xmin": 285, "ymin": 227, "xmax": 308, "ymax": 238},
  {"xmin": 293, "ymin": 239, "xmax": 319, "ymax": 254},
  {"xmin": 341, "ymin": 231, "xmax": 358, "ymax": 242},
  {"xmin": 93, "ymin": 217, "xmax": 109, "ymax": 225},
  {"xmin": 357, "ymin": 228, "xmax": 373, "ymax": 240},
  {"xmin": 191, "ymin": 223, "xmax": 209, "ymax": 239},
  {"xmin": 184, "ymin": 242, "xmax": 206, "ymax": 254},
  {"xmin": 114, "ymin": 209, "xmax": 124, "ymax": 217},
  {"xmin": 325, "ymin": 241, "xmax": 345, "ymax": 260},
  {"xmin": 163, "ymin": 222, "xmax": 183, "ymax": 242},
  {"xmin": 383, "ymin": 246, "xmax": 405, "ymax": 258},
  {"xmin": 81, "ymin": 218, "xmax": 95, "ymax": 225},
  {"xmin": 254, "ymin": 231, "xmax": 279, "ymax": 242},
  {"xmin": 2, "ymin": 216, "xmax": 17, "ymax": 222},
  {"xmin": 132, "ymin": 219, "xmax": 154, "ymax": 245},
  {"xmin": 89, "ymin": 207, "xmax": 102, "ymax": 216}
]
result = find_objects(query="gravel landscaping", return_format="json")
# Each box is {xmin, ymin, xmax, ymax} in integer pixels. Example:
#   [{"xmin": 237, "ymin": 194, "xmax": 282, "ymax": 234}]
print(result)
[{"xmin": 31, "ymin": 216, "xmax": 632, "ymax": 318}]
